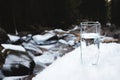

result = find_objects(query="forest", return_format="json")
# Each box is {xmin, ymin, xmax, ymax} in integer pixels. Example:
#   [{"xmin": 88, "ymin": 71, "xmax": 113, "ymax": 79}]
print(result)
[{"xmin": 0, "ymin": 0, "xmax": 119, "ymax": 33}]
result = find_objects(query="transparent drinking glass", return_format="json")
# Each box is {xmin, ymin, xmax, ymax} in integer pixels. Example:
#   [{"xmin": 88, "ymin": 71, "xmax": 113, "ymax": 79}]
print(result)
[{"xmin": 80, "ymin": 21, "xmax": 101, "ymax": 65}]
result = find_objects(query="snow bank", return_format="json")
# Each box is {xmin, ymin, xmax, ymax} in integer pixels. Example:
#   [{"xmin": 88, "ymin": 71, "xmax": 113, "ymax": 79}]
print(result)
[{"xmin": 33, "ymin": 43, "xmax": 120, "ymax": 80}]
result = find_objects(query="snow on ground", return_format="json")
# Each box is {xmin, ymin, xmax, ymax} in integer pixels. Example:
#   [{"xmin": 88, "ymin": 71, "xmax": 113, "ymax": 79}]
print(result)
[{"xmin": 33, "ymin": 43, "xmax": 120, "ymax": 80}]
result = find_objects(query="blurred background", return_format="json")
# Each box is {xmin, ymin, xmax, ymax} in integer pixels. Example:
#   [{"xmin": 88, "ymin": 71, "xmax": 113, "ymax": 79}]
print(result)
[{"xmin": 0, "ymin": 0, "xmax": 119, "ymax": 33}]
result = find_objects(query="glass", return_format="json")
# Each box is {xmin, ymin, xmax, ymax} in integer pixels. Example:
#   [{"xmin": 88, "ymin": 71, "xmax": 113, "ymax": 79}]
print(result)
[{"xmin": 80, "ymin": 21, "xmax": 101, "ymax": 65}]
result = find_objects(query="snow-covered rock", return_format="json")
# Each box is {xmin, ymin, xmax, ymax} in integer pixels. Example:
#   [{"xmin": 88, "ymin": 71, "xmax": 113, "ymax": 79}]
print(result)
[
  {"xmin": 39, "ymin": 44, "xmax": 56, "ymax": 50},
  {"xmin": 68, "ymin": 40, "xmax": 75, "ymax": 46},
  {"xmin": 1, "ymin": 44, "xmax": 26, "ymax": 52},
  {"xmin": 101, "ymin": 36, "xmax": 118, "ymax": 43},
  {"xmin": 7, "ymin": 34, "xmax": 20, "ymax": 42},
  {"xmin": 58, "ymin": 39, "xmax": 68, "ymax": 45},
  {"xmin": 64, "ymin": 34, "xmax": 77, "ymax": 41},
  {"xmin": 32, "ymin": 33, "xmax": 58, "ymax": 44},
  {"xmin": 21, "ymin": 34, "xmax": 32, "ymax": 42},
  {"xmin": 1, "ymin": 50, "xmax": 35, "ymax": 76},
  {"xmin": 33, "ymin": 52, "xmax": 55, "ymax": 65},
  {"xmin": 54, "ymin": 29, "xmax": 66, "ymax": 33},
  {"xmin": 22, "ymin": 43, "xmax": 42, "ymax": 55}
]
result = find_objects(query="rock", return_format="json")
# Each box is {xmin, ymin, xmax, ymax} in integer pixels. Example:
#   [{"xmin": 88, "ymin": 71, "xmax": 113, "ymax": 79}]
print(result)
[
  {"xmin": 39, "ymin": 40, "xmax": 57, "ymax": 45},
  {"xmin": 54, "ymin": 29, "xmax": 66, "ymax": 33},
  {"xmin": 1, "ymin": 44, "xmax": 26, "ymax": 52},
  {"xmin": 0, "ymin": 53, "xmax": 5, "ymax": 69},
  {"xmin": 33, "ymin": 52, "xmax": 55, "ymax": 65},
  {"xmin": 1, "ymin": 50, "xmax": 35, "ymax": 76},
  {"xmin": 101, "ymin": 37, "xmax": 119, "ymax": 43},
  {"xmin": 32, "ymin": 32, "xmax": 58, "ymax": 45},
  {"xmin": 7, "ymin": 34, "xmax": 20, "ymax": 43},
  {"xmin": 22, "ymin": 43, "xmax": 43, "ymax": 56},
  {"xmin": 50, "ymin": 43, "xmax": 74, "ymax": 56},
  {"xmin": 0, "ymin": 27, "xmax": 9, "ymax": 44},
  {"xmin": 68, "ymin": 40, "xmax": 75, "ymax": 46},
  {"xmin": 39, "ymin": 44, "xmax": 55, "ymax": 50},
  {"xmin": 113, "ymin": 34, "xmax": 120, "ymax": 39},
  {"xmin": 66, "ymin": 34, "xmax": 76, "ymax": 41},
  {"xmin": 0, "ymin": 70, "xmax": 5, "ymax": 79},
  {"xmin": 33, "ymin": 63, "xmax": 46, "ymax": 74},
  {"xmin": 21, "ymin": 34, "xmax": 32, "ymax": 42},
  {"xmin": 22, "ymin": 74, "xmax": 35, "ymax": 80},
  {"xmin": 0, "ymin": 46, "xmax": 6, "ymax": 69},
  {"xmin": 58, "ymin": 39, "xmax": 68, "ymax": 45},
  {"xmin": 70, "ymin": 32, "xmax": 81, "ymax": 42}
]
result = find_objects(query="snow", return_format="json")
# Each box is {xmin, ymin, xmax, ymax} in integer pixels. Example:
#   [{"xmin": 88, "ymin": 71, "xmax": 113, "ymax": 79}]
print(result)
[
  {"xmin": 1, "ymin": 44, "xmax": 26, "ymax": 52},
  {"xmin": 32, "ymin": 33, "xmax": 56, "ymax": 42},
  {"xmin": 68, "ymin": 40, "xmax": 75, "ymax": 46},
  {"xmin": 54, "ymin": 29, "xmax": 66, "ymax": 33},
  {"xmin": 33, "ymin": 53, "xmax": 55, "ymax": 65},
  {"xmin": 39, "ymin": 44, "xmax": 55, "ymax": 49},
  {"xmin": 22, "ymin": 43, "xmax": 42, "ymax": 53},
  {"xmin": 4, "ymin": 53, "xmax": 31, "ymax": 68},
  {"xmin": 58, "ymin": 39, "xmax": 68, "ymax": 45},
  {"xmin": 101, "ymin": 36, "xmax": 114, "ymax": 41},
  {"xmin": 3, "ymin": 76, "xmax": 27, "ymax": 80},
  {"xmin": 32, "ymin": 43, "xmax": 120, "ymax": 80},
  {"xmin": 7, "ymin": 34, "xmax": 20, "ymax": 42}
]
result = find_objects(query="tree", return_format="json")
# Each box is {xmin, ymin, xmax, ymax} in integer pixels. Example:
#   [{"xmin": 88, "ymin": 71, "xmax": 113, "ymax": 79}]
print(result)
[
  {"xmin": 79, "ymin": 0, "xmax": 107, "ymax": 24},
  {"xmin": 111, "ymin": 0, "xmax": 120, "ymax": 26}
]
